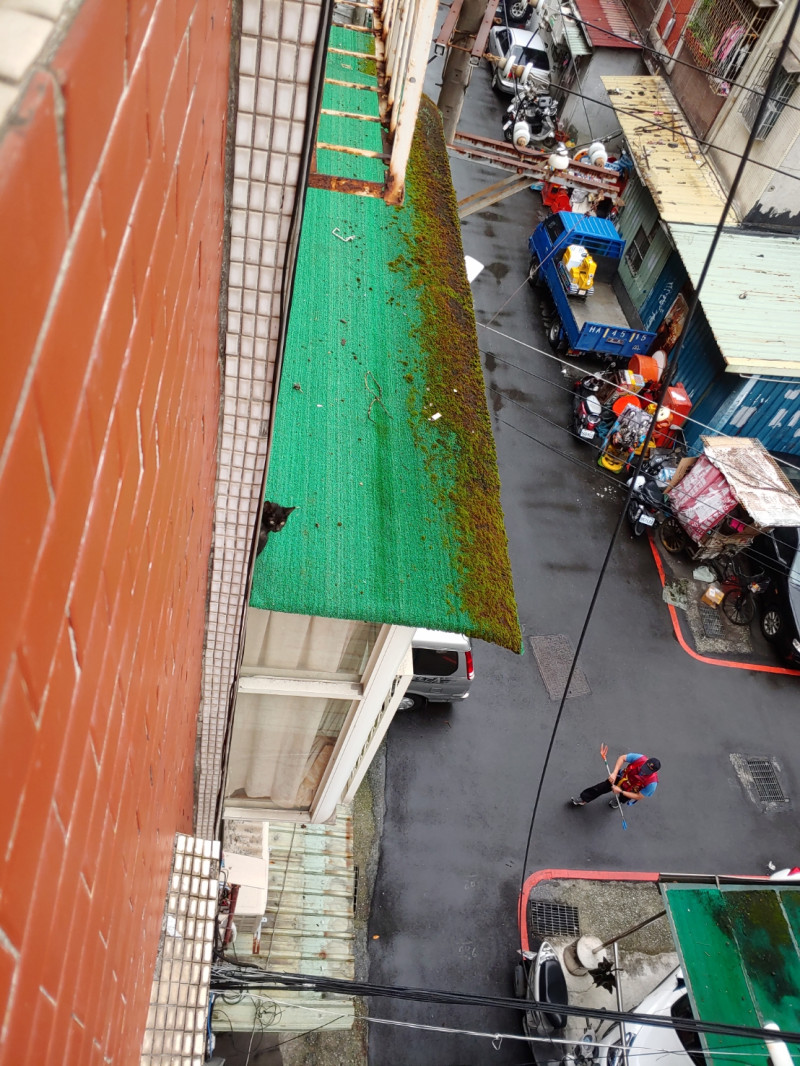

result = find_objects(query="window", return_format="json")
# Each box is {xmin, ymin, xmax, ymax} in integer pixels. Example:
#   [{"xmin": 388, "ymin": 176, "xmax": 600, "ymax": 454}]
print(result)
[
  {"xmin": 412, "ymin": 648, "xmax": 459, "ymax": 676},
  {"xmin": 683, "ymin": 0, "xmax": 774, "ymax": 88},
  {"xmin": 544, "ymin": 213, "xmax": 565, "ymax": 241},
  {"xmin": 740, "ymin": 53, "xmax": 799, "ymax": 139},
  {"xmin": 625, "ymin": 220, "xmax": 659, "ymax": 274}
]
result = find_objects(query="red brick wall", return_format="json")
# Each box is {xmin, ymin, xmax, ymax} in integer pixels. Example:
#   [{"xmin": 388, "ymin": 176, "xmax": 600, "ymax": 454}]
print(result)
[{"xmin": 0, "ymin": 0, "xmax": 230, "ymax": 1061}]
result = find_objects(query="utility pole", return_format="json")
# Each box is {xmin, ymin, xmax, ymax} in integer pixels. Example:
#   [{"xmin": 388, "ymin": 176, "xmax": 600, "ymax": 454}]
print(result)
[{"xmin": 437, "ymin": 0, "xmax": 492, "ymax": 144}]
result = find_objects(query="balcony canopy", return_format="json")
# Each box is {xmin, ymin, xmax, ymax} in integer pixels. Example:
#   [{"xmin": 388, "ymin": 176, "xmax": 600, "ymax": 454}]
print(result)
[{"xmin": 251, "ymin": 96, "xmax": 521, "ymax": 652}]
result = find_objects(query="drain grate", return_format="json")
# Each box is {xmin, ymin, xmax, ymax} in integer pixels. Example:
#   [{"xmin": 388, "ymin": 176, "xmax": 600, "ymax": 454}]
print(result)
[
  {"xmin": 698, "ymin": 602, "xmax": 724, "ymax": 638},
  {"xmin": 730, "ymin": 753, "xmax": 789, "ymax": 808},
  {"xmin": 530, "ymin": 635, "xmax": 591, "ymax": 701},
  {"xmin": 529, "ymin": 901, "xmax": 580, "ymax": 938},
  {"xmin": 746, "ymin": 757, "xmax": 788, "ymax": 804}
]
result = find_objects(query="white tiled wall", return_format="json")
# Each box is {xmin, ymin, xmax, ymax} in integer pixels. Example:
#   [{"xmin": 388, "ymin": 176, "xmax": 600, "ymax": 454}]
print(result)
[
  {"xmin": 195, "ymin": 0, "xmax": 324, "ymax": 836},
  {"xmin": 140, "ymin": 835, "xmax": 221, "ymax": 1066}
]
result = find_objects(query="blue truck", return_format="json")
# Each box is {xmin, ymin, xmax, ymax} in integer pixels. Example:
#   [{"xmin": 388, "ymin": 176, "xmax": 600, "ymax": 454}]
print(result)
[{"xmin": 527, "ymin": 212, "xmax": 656, "ymax": 360}]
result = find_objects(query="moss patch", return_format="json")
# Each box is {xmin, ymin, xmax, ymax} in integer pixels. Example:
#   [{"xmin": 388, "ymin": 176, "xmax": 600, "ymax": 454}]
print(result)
[{"xmin": 400, "ymin": 98, "xmax": 521, "ymax": 648}]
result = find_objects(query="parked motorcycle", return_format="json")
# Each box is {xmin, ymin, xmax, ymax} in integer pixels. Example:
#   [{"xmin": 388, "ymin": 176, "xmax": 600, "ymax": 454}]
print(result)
[
  {"xmin": 514, "ymin": 940, "xmax": 569, "ymax": 1036},
  {"xmin": 572, "ymin": 375, "xmax": 604, "ymax": 443},
  {"xmin": 626, "ymin": 472, "xmax": 665, "ymax": 536},
  {"xmin": 502, "ymin": 92, "xmax": 560, "ymax": 149}
]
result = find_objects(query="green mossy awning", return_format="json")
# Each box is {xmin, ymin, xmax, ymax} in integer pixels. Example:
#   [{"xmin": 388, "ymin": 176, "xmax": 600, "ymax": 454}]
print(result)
[
  {"xmin": 250, "ymin": 69, "xmax": 520, "ymax": 650},
  {"xmin": 662, "ymin": 883, "xmax": 800, "ymax": 1066}
]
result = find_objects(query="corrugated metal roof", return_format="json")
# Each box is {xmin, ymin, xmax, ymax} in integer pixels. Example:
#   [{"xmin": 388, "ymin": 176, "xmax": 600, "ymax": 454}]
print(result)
[
  {"xmin": 701, "ymin": 436, "xmax": 800, "ymax": 526},
  {"xmin": 574, "ymin": 0, "xmax": 641, "ymax": 48},
  {"xmin": 219, "ymin": 807, "xmax": 357, "ymax": 1032},
  {"xmin": 601, "ymin": 75, "xmax": 731, "ymax": 223},
  {"xmin": 555, "ymin": 5, "xmax": 592, "ymax": 57},
  {"xmin": 670, "ymin": 223, "xmax": 800, "ymax": 377}
]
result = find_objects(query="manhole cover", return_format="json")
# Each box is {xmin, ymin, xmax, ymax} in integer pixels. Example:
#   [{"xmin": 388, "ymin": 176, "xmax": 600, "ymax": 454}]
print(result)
[
  {"xmin": 530, "ymin": 635, "xmax": 591, "ymax": 701},
  {"xmin": 529, "ymin": 900, "xmax": 580, "ymax": 938},
  {"xmin": 730, "ymin": 753, "xmax": 789, "ymax": 808},
  {"xmin": 698, "ymin": 602, "xmax": 724, "ymax": 638}
]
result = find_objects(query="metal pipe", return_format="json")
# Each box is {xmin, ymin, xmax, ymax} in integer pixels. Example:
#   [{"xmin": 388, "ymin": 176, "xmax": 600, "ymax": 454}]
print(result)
[
  {"xmin": 765, "ymin": 1022, "xmax": 794, "ymax": 1066},
  {"xmin": 612, "ymin": 941, "xmax": 629, "ymax": 1066},
  {"xmin": 597, "ymin": 910, "xmax": 667, "ymax": 951}
]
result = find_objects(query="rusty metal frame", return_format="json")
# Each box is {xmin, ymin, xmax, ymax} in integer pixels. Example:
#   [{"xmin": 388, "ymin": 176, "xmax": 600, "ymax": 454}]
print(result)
[
  {"xmin": 471, "ymin": 0, "xmax": 501, "ymax": 62},
  {"xmin": 450, "ymin": 130, "xmax": 626, "ymax": 198},
  {"xmin": 435, "ymin": 0, "xmax": 465, "ymax": 48},
  {"xmin": 309, "ymin": 0, "xmax": 442, "ymax": 204}
]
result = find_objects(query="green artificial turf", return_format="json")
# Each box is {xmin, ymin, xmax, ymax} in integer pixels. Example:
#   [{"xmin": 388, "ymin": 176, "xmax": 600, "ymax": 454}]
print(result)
[{"xmin": 251, "ymin": 89, "xmax": 520, "ymax": 651}]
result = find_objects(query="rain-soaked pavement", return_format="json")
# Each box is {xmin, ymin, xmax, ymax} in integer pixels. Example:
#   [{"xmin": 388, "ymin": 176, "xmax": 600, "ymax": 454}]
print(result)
[{"xmin": 364, "ymin": 46, "xmax": 800, "ymax": 1066}]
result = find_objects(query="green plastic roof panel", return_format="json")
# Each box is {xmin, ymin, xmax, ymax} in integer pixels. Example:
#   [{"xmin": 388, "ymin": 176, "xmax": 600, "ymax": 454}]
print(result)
[
  {"xmin": 251, "ymin": 96, "xmax": 521, "ymax": 651},
  {"xmin": 662, "ymin": 883, "xmax": 800, "ymax": 1066}
]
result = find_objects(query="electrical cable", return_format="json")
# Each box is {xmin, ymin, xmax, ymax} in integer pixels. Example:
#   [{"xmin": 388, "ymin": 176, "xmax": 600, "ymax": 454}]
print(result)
[
  {"xmin": 493, "ymin": 1, "xmax": 800, "ymax": 149},
  {"xmin": 549, "ymin": 76, "xmax": 800, "ymax": 185},
  {"xmin": 482, "ymin": 42, "xmax": 800, "ymax": 185},
  {"xmin": 563, "ymin": 6, "xmax": 800, "ymax": 123},
  {"xmin": 476, "ymin": 328, "xmax": 800, "ymax": 554},
  {"xmin": 360, "ymin": 1013, "xmax": 778, "ymax": 1059},
  {"xmin": 210, "ymin": 963, "xmax": 800, "ymax": 1044},
  {"xmin": 209, "ymin": 986, "xmax": 777, "ymax": 1065},
  {"xmin": 488, "ymin": 386, "xmax": 800, "ymax": 586},
  {"xmin": 478, "ymin": 325, "xmax": 800, "ymax": 483},
  {"xmin": 509, "ymin": 0, "xmax": 800, "ymax": 954}
]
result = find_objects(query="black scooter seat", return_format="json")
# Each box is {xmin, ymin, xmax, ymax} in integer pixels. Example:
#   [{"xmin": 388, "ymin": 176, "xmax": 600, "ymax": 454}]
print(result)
[{"xmin": 539, "ymin": 956, "xmax": 568, "ymax": 1030}]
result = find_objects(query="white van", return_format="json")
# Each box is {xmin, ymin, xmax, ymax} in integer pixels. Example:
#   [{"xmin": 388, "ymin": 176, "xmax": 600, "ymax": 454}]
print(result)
[
  {"xmin": 397, "ymin": 629, "xmax": 474, "ymax": 711},
  {"xmin": 602, "ymin": 968, "xmax": 704, "ymax": 1066}
]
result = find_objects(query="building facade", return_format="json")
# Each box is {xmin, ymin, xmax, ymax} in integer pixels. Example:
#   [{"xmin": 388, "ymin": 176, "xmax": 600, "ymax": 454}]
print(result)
[
  {"xmin": 623, "ymin": 0, "xmax": 800, "ymax": 230},
  {"xmin": 0, "ymin": 0, "xmax": 520, "ymax": 1059}
]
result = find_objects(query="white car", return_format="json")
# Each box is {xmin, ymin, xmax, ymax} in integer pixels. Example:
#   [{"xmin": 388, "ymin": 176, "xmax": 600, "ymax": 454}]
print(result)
[
  {"xmin": 487, "ymin": 25, "xmax": 551, "ymax": 94},
  {"xmin": 397, "ymin": 629, "xmax": 474, "ymax": 711},
  {"xmin": 601, "ymin": 968, "xmax": 705, "ymax": 1066}
]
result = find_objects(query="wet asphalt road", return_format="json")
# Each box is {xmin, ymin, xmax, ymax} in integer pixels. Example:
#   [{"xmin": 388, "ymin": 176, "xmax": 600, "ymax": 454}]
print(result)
[{"xmin": 365, "ymin": 44, "xmax": 800, "ymax": 1066}]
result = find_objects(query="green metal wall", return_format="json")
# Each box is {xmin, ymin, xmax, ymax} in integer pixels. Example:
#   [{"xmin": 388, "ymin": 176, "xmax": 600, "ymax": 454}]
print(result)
[{"xmin": 616, "ymin": 175, "xmax": 674, "ymax": 312}]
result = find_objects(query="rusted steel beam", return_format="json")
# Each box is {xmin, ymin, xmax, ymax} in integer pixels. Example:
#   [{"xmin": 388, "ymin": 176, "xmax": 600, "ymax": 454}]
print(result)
[
  {"xmin": 328, "ymin": 47, "xmax": 378, "ymax": 59},
  {"xmin": 435, "ymin": 0, "xmax": 464, "ymax": 47},
  {"xmin": 472, "ymin": 0, "xmax": 501, "ymax": 60},
  {"xmin": 316, "ymin": 141, "xmax": 390, "ymax": 159},
  {"xmin": 324, "ymin": 78, "xmax": 380, "ymax": 91},
  {"xmin": 320, "ymin": 108, "xmax": 383, "ymax": 122},
  {"xmin": 308, "ymin": 173, "xmax": 386, "ymax": 197},
  {"xmin": 450, "ymin": 131, "xmax": 624, "ymax": 196},
  {"xmin": 457, "ymin": 174, "xmax": 534, "ymax": 217}
]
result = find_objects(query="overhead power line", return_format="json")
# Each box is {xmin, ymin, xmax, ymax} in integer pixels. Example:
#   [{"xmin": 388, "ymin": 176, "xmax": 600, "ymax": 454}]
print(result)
[
  {"xmin": 565, "ymin": 7, "xmax": 800, "ymax": 123},
  {"xmin": 552, "ymin": 78, "xmax": 800, "ymax": 185},
  {"xmin": 509, "ymin": 0, "xmax": 800, "ymax": 943},
  {"xmin": 210, "ymin": 964, "xmax": 800, "ymax": 1045},
  {"xmin": 501, "ymin": 15, "xmax": 800, "ymax": 187}
]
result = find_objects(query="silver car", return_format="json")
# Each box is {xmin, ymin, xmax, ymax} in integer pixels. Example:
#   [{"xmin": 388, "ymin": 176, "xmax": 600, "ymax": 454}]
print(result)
[
  {"xmin": 487, "ymin": 25, "xmax": 551, "ymax": 94},
  {"xmin": 397, "ymin": 629, "xmax": 474, "ymax": 711}
]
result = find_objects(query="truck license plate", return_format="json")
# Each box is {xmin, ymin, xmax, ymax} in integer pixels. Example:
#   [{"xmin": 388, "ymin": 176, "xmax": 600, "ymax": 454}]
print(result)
[
  {"xmin": 579, "ymin": 428, "xmax": 595, "ymax": 439},
  {"xmin": 640, "ymin": 513, "xmax": 656, "ymax": 526}
]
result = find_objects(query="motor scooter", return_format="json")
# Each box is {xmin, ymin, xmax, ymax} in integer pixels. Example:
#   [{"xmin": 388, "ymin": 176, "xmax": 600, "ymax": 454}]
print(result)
[
  {"xmin": 572, "ymin": 376, "xmax": 604, "ymax": 443},
  {"xmin": 514, "ymin": 940, "xmax": 569, "ymax": 1036},
  {"xmin": 626, "ymin": 472, "xmax": 665, "ymax": 536}
]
